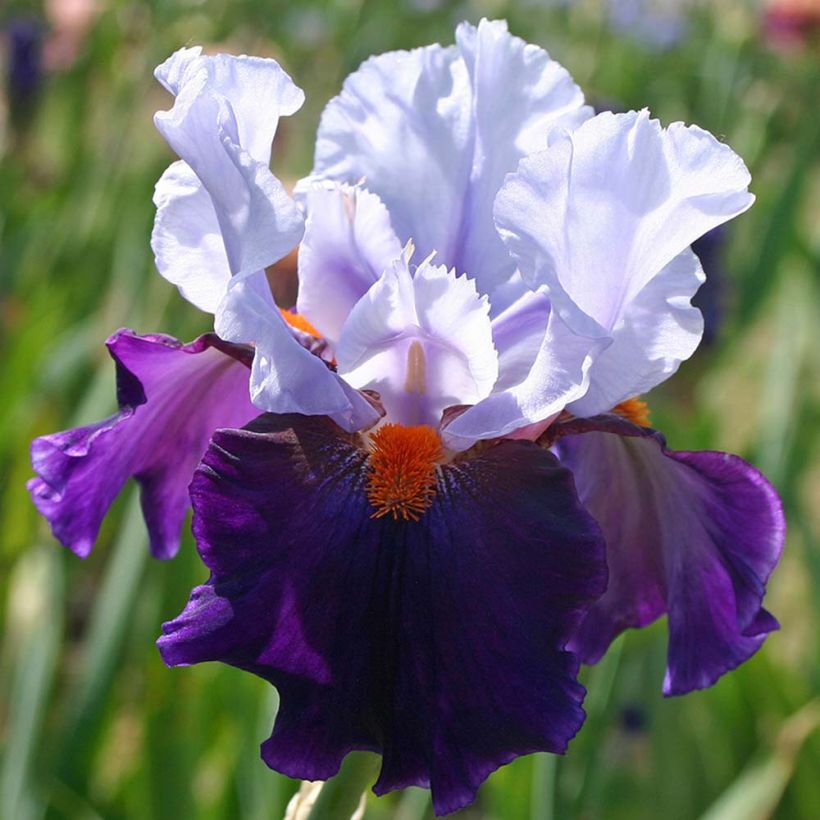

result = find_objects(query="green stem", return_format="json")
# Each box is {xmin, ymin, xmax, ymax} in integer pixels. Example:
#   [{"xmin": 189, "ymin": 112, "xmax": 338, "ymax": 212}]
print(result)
[
  {"xmin": 530, "ymin": 753, "xmax": 557, "ymax": 820},
  {"xmin": 306, "ymin": 752, "xmax": 380, "ymax": 820}
]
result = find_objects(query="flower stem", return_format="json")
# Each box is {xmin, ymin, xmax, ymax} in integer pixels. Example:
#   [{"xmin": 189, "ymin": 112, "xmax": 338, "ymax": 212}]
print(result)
[{"xmin": 305, "ymin": 752, "xmax": 380, "ymax": 820}]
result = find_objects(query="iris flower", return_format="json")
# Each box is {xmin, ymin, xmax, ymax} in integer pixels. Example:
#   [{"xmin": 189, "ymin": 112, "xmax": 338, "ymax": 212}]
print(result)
[{"xmin": 29, "ymin": 20, "xmax": 784, "ymax": 815}]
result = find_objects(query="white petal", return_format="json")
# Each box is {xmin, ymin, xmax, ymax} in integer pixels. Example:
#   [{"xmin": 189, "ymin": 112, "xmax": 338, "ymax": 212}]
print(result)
[
  {"xmin": 454, "ymin": 19, "xmax": 592, "ymax": 296},
  {"xmin": 154, "ymin": 50, "xmax": 305, "ymax": 287},
  {"xmin": 154, "ymin": 46, "xmax": 202, "ymax": 96},
  {"xmin": 442, "ymin": 310, "xmax": 608, "ymax": 451},
  {"xmin": 336, "ymin": 254, "xmax": 497, "ymax": 427},
  {"xmin": 215, "ymin": 272, "xmax": 380, "ymax": 431},
  {"xmin": 155, "ymin": 49, "xmax": 304, "ymax": 164},
  {"xmin": 295, "ymin": 181, "xmax": 402, "ymax": 345},
  {"xmin": 495, "ymin": 109, "xmax": 754, "ymax": 409},
  {"xmin": 569, "ymin": 248, "xmax": 705, "ymax": 415},
  {"xmin": 312, "ymin": 19, "xmax": 590, "ymax": 297},
  {"xmin": 490, "ymin": 289, "xmax": 551, "ymax": 392},
  {"xmin": 151, "ymin": 161, "xmax": 230, "ymax": 313}
]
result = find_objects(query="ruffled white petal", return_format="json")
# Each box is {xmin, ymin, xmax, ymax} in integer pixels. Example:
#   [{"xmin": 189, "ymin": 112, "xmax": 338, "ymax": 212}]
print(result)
[
  {"xmin": 495, "ymin": 109, "xmax": 754, "ymax": 412},
  {"xmin": 569, "ymin": 248, "xmax": 705, "ymax": 416},
  {"xmin": 336, "ymin": 254, "xmax": 497, "ymax": 427},
  {"xmin": 441, "ymin": 310, "xmax": 607, "ymax": 451},
  {"xmin": 312, "ymin": 18, "xmax": 590, "ymax": 299},
  {"xmin": 155, "ymin": 50, "xmax": 304, "ymax": 163},
  {"xmin": 215, "ymin": 272, "xmax": 380, "ymax": 431},
  {"xmin": 295, "ymin": 182, "xmax": 402, "ymax": 346},
  {"xmin": 490, "ymin": 289, "xmax": 551, "ymax": 392},
  {"xmin": 154, "ymin": 46, "xmax": 202, "ymax": 96},
  {"xmin": 153, "ymin": 49, "xmax": 305, "ymax": 310},
  {"xmin": 454, "ymin": 19, "xmax": 592, "ymax": 297},
  {"xmin": 151, "ymin": 161, "xmax": 230, "ymax": 313}
]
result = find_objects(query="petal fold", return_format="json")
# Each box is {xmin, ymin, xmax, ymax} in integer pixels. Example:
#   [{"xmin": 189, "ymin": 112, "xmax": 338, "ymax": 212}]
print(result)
[
  {"xmin": 159, "ymin": 413, "xmax": 607, "ymax": 814},
  {"xmin": 554, "ymin": 416, "xmax": 784, "ymax": 695},
  {"xmin": 28, "ymin": 331, "xmax": 257, "ymax": 559},
  {"xmin": 151, "ymin": 161, "xmax": 230, "ymax": 313},
  {"xmin": 216, "ymin": 271, "xmax": 382, "ymax": 432},
  {"xmin": 494, "ymin": 110, "xmax": 754, "ymax": 412},
  {"xmin": 295, "ymin": 181, "xmax": 402, "ymax": 346},
  {"xmin": 153, "ymin": 49, "xmax": 305, "ymax": 306},
  {"xmin": 441, "ymin": 309, "xmax": 607, "ymax": 451},
  {"xmin": 336, "ymin": 254, "xmax": 497, "ymax": 427},
  {"xmin": 311, "ymin": 18, "xmax": 590, "ymax": 298}
]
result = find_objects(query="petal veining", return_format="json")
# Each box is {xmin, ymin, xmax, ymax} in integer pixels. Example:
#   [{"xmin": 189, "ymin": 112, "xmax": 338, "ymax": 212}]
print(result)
[
  {"xmin": 442, "ymin": 309, "xmax": 607, "ymax": 451},
  {"xmin": 553, "ymin": 415, "xmax": 784, "ymax": 695},
  {"xmin": 151, "ymin": 160, "xmax": 230, "ymax": 313},
  {"xmin": 153, "ymin": 48, "xmax": 305, "ymax": 301},
  {"xmin": 311, "ymin": 18, "xmax": 591, "ymax": 299},
  {"xmin": 159, "ymin": 413, "xmax": 606, "ymax": 815},
  {"xmin": 296, "ymin": 181, "xmax": 402, "ymax": 346}
]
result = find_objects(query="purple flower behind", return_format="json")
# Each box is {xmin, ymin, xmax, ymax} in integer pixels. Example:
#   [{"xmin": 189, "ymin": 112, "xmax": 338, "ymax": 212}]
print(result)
[{"xmin": 5, "ymin": 17, "xmax": 43, "ymax": 125}]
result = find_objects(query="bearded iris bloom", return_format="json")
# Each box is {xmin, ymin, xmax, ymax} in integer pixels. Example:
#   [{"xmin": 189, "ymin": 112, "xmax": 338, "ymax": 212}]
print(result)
[{"xmin": 28, "ymin": 19, "xmax": 784, "ymax": 815}]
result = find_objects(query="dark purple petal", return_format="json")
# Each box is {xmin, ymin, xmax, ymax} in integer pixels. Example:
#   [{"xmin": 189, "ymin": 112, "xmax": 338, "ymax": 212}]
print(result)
[
  {"xmin": 159, "ymin": 414, "xmax": 606, "ymax": 815},
  {"xmin": 554, "ymin": 415, "xmax": 785, "ymax": 695},
  {"xmin": 28, "ymin": 330, "xmax": 257, "ymax": 559}
]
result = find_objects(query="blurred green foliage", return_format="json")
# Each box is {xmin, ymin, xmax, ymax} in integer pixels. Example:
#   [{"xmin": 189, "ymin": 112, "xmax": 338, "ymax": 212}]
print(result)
[{"xmin": 0, "ymin": 1, "xmax": 818, "ymax": 818}]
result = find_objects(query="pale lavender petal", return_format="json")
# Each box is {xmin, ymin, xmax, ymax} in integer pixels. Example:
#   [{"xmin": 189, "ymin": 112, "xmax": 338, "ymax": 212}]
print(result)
[
  {"xmin": 295, "ymin": 181, "xmax": 402, "ymax": 345},
  {"xmin": 154, "ymin": 49, "xmax": 304, "ymax": 163},
  {"xmin": 442, "ymin": 309, "xmax": 607, "ymax": 451},
  {"xmin": 453, "ymin": 19, "xmax": 592, "ymax": 296},
  {"xmin": 495, "ymin": 110, "xmax": 754, "ymax": 412},
  {"xmin": 28, "ymin": 331, "xmax": 258, "ymax": 559},
  {"xmin": 154, "ymin": 49, "xmax": 304, "ymax": 283},
  {"xmin": 216, "ymin": 271, "xmax": 382, "ymax": 432},
  {"xmin": 336, "ymin": 254, "xmax": 497, "ymax": 427},
  {"xmin": 555, "ymin": 416, "xmax": 785, "ymax": 695},
  {"xmin": 151, "ymin": 160, "xmax": 230, "ymax": 313},
  {"xmin": 490, "ymin": 289, "xmax": 551, "ymax": 392},
  {"xmin": 312, "ymin": 19, "xmax": 590, "ymax": 298},
  {"xmin": 569, "ymin": 248, "xmax": 705, "ymax": 416}
]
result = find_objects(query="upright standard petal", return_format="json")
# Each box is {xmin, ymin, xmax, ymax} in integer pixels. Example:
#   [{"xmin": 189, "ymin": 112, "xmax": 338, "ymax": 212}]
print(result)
[
  {"xmin": 335, "ymin": 254, "xmax": 498, "ymax": 428},
  {"xmin": 295, "ymin": 181, "xmax": 402, "ymax": 346},
  {"xmin": 153, "ymin": 48, "xmax": 305, "ymax": 297},
  {"xmin": 154, "ymin": 48, "xmax": 304, "ymax": 167},
  {"xmin": 159, "ymin": 414, "xmax": 606, "ymax": 815},
  {"xmin": 216, "ymin": 271, "xmax": 382, "ymax": 432},
  {"xmin": 553, "ymin": 415, "xmax": 784, "ymax": 695},
  {"xmin": 28, "ymin": 331, "xmax": 258, "ymax": 559},
  {"xmin": 312, "ymin": 18, "xmax": 590, "ymax": 298},
  {"xmin": 151, "ymin": 161, "xmax": 230, "ymax": 313},
  {"xmin": 495, "ymin": 110, "xmax": 754, "ymax": 413}
]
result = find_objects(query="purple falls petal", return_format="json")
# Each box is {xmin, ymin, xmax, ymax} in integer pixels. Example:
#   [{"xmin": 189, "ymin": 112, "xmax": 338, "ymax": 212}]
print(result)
[
  {"xmin": 28, "ymin": 330, "xmax": 258, "ymax": 559},
  {"xmin": 554, "ymin": 415, "xmax": 785, "ymax": 695},
  {"xmin": 159, "ymin": 413, "xmax": 607, "ymax": 815}
]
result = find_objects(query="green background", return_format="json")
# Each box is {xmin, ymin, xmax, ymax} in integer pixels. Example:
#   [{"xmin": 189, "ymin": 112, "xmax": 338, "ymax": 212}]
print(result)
[{"xmin": 1, "ymin": 0, "xmax": 818, "ymax": 818}]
